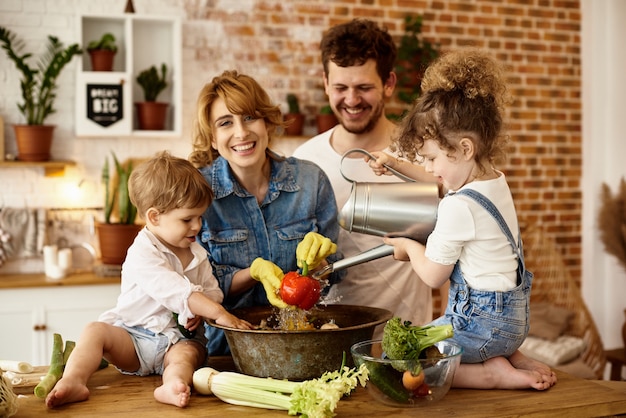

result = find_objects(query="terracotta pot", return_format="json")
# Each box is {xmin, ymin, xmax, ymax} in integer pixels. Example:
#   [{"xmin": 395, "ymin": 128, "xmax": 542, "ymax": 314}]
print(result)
[
  {"xmin": 622, "ymin": 309, "xmax": 626, "ymax": 348},
  {"xmin": 96, "ymin": 223, "xmax": 143, "ymax": 265},
  {"xmin": 135, "ymin": 102, "xmax": 168, "ymax": 130},
  {"xmin": 316, "ymin": 113, "xmax": 338, "ymax": 134},
  {"xmin": 89, "ymin": 50, "xmax": 116, "ymax": 71},
  {"xmin": 284, "ymin": 113, "xmax": 305, "ymax": 136},
  {"xmin": 13, "ymin": 124, "xmax": 55, "ymax": 162}
]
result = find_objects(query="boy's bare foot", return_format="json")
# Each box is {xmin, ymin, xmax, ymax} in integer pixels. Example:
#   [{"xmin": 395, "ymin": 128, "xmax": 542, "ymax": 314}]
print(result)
[
  {"xmin": 45, "ymin": 377, "xmax": 90, "ymax": 408},
  {"xmin": 154, "ymin": 379, "xmax": 191, "ymax": 407}
]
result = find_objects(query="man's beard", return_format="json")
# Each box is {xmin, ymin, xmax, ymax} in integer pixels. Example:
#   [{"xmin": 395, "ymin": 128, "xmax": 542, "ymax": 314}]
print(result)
[{"xmin": 340, "ymin": 100, "xmax": 384, "ymax": 135}]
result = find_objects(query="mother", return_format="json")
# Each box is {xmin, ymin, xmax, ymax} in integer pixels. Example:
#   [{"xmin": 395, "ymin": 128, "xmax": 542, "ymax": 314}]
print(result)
[{"xmin": 189, "ymin": 70, "xmax": 343, "ymax": 355}]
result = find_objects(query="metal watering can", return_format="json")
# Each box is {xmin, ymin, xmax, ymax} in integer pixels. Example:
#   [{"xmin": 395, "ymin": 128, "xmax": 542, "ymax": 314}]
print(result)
[{"xmin": 313, "ymin": 149, "xmax": 439, "ymax": 279}]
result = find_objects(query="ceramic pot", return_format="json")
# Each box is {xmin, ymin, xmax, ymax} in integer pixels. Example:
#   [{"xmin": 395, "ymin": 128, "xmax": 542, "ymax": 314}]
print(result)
[
  {"xmin": 89, "ymin": 50, "xmax": 116, "ymax": 71},
  {"xmin": 96, "ymin": 223, "xmax": 142, "ymax": 265},
  {"xmin": 622, "ymin": 309, "xmax": 626, "ymax": 348},
  {"xmin": 135, "ymin": 102, "xmax": 168, "ymax": 130},
  {"xmin": 13, "ymin": 124, "xmax": 54, "ymax": 162},
  {"xmin": 316, "ymin": 113, "xmax": 338, "ymax": 134},
  {"xmin": 284, "ymin": 113, "xmax": 304, "ymax": 136}
]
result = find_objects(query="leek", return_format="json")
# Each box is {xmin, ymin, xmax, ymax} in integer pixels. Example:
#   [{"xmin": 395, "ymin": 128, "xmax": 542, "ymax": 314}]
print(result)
[
  {"xmin": 34, "ymin": 333, "xmax": 64, "ymax": 398},
  {"xmin": 193, "ymin": 363, "xmax": 369, "ymax": 418}
]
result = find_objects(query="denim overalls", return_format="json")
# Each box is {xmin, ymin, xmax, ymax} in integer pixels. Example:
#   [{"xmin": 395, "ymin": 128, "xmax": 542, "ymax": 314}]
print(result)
[{"xmin": 430, "ymin": 189, "xmax": 533, "ymax": 363}]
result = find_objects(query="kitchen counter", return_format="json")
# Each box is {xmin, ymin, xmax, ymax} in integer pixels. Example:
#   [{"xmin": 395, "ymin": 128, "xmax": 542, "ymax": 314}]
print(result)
[
  {"xmin": 0, "ymin": 272, "xmax": 120, "ymax": 289},
  {"xmin": 12, "ymin": 357, "xmax": 626, "ymax": 417}
]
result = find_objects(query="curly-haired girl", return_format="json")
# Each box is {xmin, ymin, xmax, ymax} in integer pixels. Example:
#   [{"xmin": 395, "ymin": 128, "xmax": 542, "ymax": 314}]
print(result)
[{"xmin": 367, "ymin": 50, "xmax": 557, "ymax": 390}]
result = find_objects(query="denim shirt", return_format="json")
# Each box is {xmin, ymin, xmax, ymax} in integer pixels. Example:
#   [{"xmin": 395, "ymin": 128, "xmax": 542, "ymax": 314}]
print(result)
[{"xmin": 198, "ymin": 153, "xmax": 343, "ymax": 354}]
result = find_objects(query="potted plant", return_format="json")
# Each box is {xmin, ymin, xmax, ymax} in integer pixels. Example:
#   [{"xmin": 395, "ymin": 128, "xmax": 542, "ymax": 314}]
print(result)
[
  {"xmin": 393, "ymin": 15, "xmax": 439, "ymax": 118},
  {"xmin": 283, "ymin": 93, "xmax": 305, "ymax": 136},
  {"xmin": 96, "ymin": 152, "xmax": 142, "ymax": 265},
  {"xmin": 86, "ymin": 32, "xmax": 117, "ymax": 72},
  {"xmin": 135, "ymin": 63, "xmax": 169, "ymax": 130},
  {"xmin": 0, "ymin": 27, "xmax": 81, "ymax": 161},
  {"xmin": 315, "ymin": 104, "xmax": 338, "ymax": 134}
]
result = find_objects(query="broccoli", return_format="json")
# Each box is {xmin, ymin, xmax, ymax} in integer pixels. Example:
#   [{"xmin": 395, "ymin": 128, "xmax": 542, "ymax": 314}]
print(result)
[{"xmin": 382, "ymin": 317, "xmax": 454, "ymax": 362}]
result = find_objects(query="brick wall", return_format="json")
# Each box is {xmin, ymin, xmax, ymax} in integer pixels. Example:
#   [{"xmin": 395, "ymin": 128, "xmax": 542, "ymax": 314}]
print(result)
[
  {"xmin": 183, "ymin": 0, "xmax": 582, "ymax": 316},
  {"xmin": 0, "ymin": 0, "xmax": 582, "ymax": 308}
]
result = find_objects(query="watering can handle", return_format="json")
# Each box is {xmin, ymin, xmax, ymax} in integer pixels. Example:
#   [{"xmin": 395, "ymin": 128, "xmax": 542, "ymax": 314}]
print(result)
[{"xmin": 340, "ymin": 148, "xmax": 416, "ymax": 183}]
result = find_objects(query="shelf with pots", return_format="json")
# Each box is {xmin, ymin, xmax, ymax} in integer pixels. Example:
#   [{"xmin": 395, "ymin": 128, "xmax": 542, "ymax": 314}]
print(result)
[{"xmin": 75, "ymin": 14, "xmax": 181, "ymax": 138}]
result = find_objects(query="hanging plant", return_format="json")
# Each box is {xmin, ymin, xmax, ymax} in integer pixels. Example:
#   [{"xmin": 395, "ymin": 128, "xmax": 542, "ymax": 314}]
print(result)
[
  {"xmin": 392, "ymin": 15, "xmax": 439, "ymax": 119},
  {"xmin": 597, "ymin": 177, "xmax": 626, "ymax": 273}
]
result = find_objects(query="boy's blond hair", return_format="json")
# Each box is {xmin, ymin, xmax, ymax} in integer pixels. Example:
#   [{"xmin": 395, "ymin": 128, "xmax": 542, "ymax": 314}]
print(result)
[{"xmin": 129, "ymin": 151, "xmax": 213, "ymax": 217}]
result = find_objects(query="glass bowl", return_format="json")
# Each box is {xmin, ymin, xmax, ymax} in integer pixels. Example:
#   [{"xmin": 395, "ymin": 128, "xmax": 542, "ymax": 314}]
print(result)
[{"xmin": 351, "ymin": 339, "xmax": 462, "ymax": 407}]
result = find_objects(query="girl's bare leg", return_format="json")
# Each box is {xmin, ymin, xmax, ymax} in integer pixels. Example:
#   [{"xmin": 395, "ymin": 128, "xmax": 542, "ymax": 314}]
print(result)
[
  {"xmin": 153, "ymin": 340, "xmax": 206, "ymax": 407},
  {"xmin": 46, "ymin": 322, "xmax": 139, "ymax": 408}
]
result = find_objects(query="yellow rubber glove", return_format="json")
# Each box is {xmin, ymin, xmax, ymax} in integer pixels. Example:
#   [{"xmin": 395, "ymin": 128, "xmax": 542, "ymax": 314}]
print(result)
[
  {"xmin": 296, "ymin": 232, "xmax": 337, "ymax": 270},
  {"xmin": 250, "ymin": 257, "xmax": 288, "ymax": 309}
]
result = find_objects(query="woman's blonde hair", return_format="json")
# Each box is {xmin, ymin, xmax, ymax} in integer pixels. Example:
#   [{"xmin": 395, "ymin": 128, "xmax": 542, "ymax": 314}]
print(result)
[
  {"xmin": 129, "ymin": 151, "xmax": 213, "ymax": 217},
  {"xmin": 395, "ymin": 49, "xmax": 510, "ymax": 174},
  {"xmin": 189, "ymin": 70, "xmax": 285, "ymax": 168}
]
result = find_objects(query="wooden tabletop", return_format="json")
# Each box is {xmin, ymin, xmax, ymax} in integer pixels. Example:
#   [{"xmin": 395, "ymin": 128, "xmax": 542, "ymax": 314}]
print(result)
[{"xmin": 12, "ymin": 357, "xmax": 626, "ymax": 417}]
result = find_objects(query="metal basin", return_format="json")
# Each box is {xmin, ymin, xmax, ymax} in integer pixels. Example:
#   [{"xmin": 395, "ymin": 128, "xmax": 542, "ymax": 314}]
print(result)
[{"xmin": 208, "ymin": 304, "xmax": 392, "ymax": 381}]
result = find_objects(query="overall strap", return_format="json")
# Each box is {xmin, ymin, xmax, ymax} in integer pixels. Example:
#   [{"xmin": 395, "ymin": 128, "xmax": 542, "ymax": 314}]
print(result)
[
  {"xmin": 453, "ymin": 189, "xmax": 529, "ymax": 282},
  {"xmin": 454, "ymin": 189, "xmax": 518, "ymax": 253}
]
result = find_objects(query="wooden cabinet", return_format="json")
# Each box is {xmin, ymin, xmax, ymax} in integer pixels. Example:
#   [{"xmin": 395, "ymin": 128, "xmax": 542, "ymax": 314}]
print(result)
[
  {"xmin": 75, "ymin": 14, "xmax": 181, "ymax": 137},
  {"xmin": 0, "ymin": 284, "xmax": 119, "ymax": 366}
]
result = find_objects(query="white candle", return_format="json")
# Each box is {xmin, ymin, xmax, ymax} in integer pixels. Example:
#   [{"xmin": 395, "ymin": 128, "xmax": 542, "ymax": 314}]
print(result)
[
  {"xmin": 58, "ymin": 248, "xmax": 73, "ymax": 272},
  {"xmin": 43, "ymin": 245, "xmax": 58, "ymax": 272}
]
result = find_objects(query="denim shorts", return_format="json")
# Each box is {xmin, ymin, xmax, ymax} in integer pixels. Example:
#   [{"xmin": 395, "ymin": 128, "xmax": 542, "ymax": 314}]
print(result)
[
  {"xmin": 115, "ymin": 322, "xmax": 207, "ymax": 376},
  {"xmin": 431, "ymin": 267, "xmax": 531, "ymax": 363}
]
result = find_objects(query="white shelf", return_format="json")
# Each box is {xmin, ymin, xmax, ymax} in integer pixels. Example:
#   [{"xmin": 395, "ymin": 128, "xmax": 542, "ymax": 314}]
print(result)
[{"xmin": 75, "ymin": 14, "xmax": 182, "ymax": 137}]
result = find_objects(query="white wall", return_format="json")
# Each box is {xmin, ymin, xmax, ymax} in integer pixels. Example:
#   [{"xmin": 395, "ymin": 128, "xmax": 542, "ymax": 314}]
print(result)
[{"xmin": 581, "ymin": 0, "xmax": 626, "ymax": 352}]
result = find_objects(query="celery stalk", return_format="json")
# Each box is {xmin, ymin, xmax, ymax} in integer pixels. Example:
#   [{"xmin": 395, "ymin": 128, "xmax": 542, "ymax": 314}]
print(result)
[{"xmin": 193, "ymin": 364, "xmax": 369, "ymax": 417}]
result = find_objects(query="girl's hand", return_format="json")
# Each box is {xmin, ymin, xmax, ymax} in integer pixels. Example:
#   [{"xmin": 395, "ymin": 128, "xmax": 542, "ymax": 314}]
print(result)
[
  {"xmin": 364, "ymin": 151, "xmax": 395, "ymax": 176},
  {"xmin": 383, "ymin": 236, "xmax": 418, "ymax": 261}
]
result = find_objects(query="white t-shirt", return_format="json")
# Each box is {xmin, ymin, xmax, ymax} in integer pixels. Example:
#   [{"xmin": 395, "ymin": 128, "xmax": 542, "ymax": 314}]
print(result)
[
  {"xmin": 427, "ymin": 174, "xmax": 519, "ymax": 291},
  {"xmin": 99, "ymin": 227, "xmax": 224, "ymax": 344},
  {"xmin": 293, "ymin": 128, "xmax": 433, "ymax": 334}
]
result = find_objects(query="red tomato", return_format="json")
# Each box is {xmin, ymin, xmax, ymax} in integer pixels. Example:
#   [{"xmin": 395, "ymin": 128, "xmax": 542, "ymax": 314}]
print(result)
[
  {"xmin": 279, "ymin": 271, "xmax": 321, "ymax": 310},
  {"xmin": 413, "ymin": 382, "xmax": 430, "ymax": 397}
]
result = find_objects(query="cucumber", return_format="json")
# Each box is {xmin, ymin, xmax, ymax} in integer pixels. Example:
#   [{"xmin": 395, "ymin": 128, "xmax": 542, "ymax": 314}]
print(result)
[{"xmin": 366, "ymin": 361, "xmax": 410, "ymax": 403}]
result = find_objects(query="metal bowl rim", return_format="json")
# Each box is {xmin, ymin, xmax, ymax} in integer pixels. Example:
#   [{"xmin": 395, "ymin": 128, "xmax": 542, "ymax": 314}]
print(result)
[{"xmin": 208, "ymin": 304, "xmax": 393, "ymax": 334}]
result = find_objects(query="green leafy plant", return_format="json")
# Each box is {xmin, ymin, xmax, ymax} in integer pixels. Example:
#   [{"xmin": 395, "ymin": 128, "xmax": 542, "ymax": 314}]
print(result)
[
  {"xmin": 319, "ymin": 104, "xmax": 333, "ymax": 115},
  {"xmin": 0, "ymin": 26, "xmax": 82, "ymax": 125},
  {"xmin": 102, "ymin": 152, "xmax": 137, "ymax": 225},
  {"xmin": 136, "ymin": 63, "xmax": 168, "ymax": 102},
  {"xmin": 395, "ymin": 15, "xmax": 439, "ymax": 106},
  {"xmin": 286, "ymin": 93, "xmax": 301, "ymax": 114},
  {"xmin": 87, "ymin": 32, "xmax": 117, "ymax": 52}
]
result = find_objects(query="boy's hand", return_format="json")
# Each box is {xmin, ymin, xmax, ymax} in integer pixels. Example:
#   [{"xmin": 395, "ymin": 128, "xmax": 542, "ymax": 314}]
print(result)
[
  {"xmin": 185, "ymin": 315, "xmax": 203, "ymax": 331},
  {"xmin": 296, "ymin": 232, "xmax": 337, "ymax": 270},
  {"xmin": 215, "ymin": 311, "xmax": 252, "ymax": 330}
]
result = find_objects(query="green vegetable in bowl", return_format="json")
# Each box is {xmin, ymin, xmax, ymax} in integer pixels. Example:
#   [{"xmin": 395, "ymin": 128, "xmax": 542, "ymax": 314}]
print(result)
[
  {"xmin": 382, "ymin": 317, "xmax": 453, "ymax": 373},
  {"xmin": 382, "ymin": 318, "xmax": 453, "ymax": 361}
]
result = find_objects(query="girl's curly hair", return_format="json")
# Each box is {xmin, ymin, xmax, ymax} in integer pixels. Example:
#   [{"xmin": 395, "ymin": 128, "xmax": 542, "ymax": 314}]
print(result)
[{"xmin": 394, "ymin": 49, "xmax": 510, "ymax": 174}]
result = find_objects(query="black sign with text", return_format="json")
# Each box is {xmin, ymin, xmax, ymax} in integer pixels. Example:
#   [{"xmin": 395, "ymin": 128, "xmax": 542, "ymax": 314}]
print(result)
[{"xmin": 86, "ymin": 84, "xmax": 123, "ymax": 127}]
